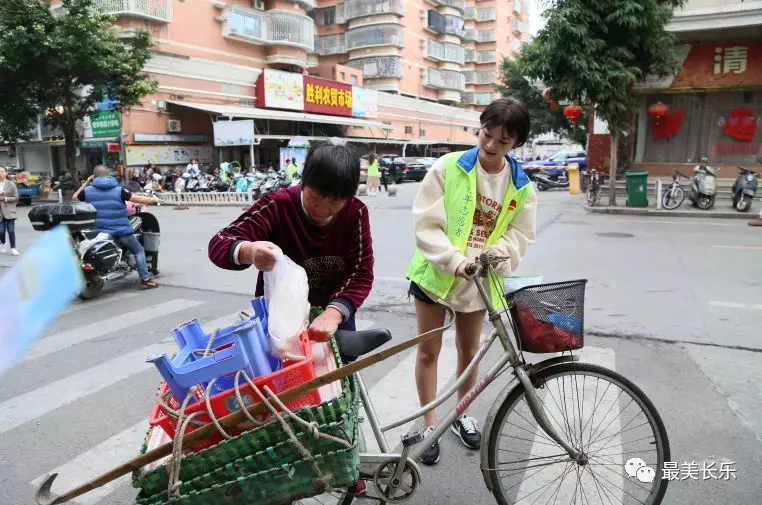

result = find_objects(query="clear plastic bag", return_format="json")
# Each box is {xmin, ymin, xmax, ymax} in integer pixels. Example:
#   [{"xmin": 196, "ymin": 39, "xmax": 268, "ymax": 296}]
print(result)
[{"xmin": 263, "ymin": 248, "xmax": 309, "ymax": 360}]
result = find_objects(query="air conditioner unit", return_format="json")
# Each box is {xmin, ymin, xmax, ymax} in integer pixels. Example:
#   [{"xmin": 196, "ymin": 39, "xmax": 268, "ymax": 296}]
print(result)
[
  {"xmin": 167, "ymin": 119, "xmax": 182, "ymax": 133},
  {"xmin": 252, "ymin": 0, "xmax": 265, "ymax": 10}
]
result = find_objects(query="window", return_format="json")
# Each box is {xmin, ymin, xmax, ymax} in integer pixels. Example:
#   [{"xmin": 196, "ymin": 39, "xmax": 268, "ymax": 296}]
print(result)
[
  {"xmin": 427, "ymin": 10, "xmax": 464, "ymax": 37},
  {"xmin": 419, "ymin": 129, "xmax": 426, "ymax": 137},
  {"xmin": 405, "ymin": 126, "xmax": 413, "ymax": 134},
  {"xmin": 476, "ymin": 7, "xmax": 495, "ymax": 21},
  {"xmin": 227, "ymin": 8, "xmax": 264, "ymax": 39},
  {"xmin": 351, "ymin": 75, "xmax": 358, "ymax": 84},
  {"xmin": 340, "ymin": 71, "xmax": 346, "ymax": 80},
  {"xmin": 477, "ymin": 30, "xmax": 496, "ymax": 42},
  {"xmin": 323, "ymin": 6, "xmax": 336, "ymax": 25}
]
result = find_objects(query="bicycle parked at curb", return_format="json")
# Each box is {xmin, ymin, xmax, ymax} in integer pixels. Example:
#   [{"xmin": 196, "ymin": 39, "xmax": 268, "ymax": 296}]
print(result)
[
  {"xmin": 304, "ymin": 254, "xmax": 671, "ymax": 505},
  {"xmin": 586, "ymin": 169, "xmax": 601, "ymax": 207},
  {"xmin": 662, "ymin": 168, "xmax": 689, "ymax": 210}
]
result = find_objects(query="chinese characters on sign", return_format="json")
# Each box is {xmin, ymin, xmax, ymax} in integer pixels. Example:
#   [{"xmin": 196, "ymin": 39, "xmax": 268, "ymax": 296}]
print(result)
[
  {"xmin": 721, "ymin": 106, "xmax": 758, "ymax": 141},
  {"xmin": 305, "ymin": 83, "xmax": 352, "ymax": 110},
  {"xmin": 713, "ymin": 46, "xmax": 748, "ymax": 75},
  {"xmin": 84, "ymin": 110, "xmax": 121, "ymax": 139}
]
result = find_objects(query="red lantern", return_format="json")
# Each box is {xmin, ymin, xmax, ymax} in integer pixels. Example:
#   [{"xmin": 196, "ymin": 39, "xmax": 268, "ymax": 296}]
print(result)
[
  {"xmin": 564, "ymin": 104, "xmax": 583, "ymax": 124},
  {"xmin": 648, "ymin": 102, "xmax": 670, "ymax": 127}
]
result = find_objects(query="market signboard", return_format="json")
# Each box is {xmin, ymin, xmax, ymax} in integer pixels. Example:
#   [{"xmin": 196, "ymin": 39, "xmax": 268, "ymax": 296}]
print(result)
[
  {"xmin": 304, "ymin": 76, "xmax": 352, "ymax": 117},
  {"xmin": 83, "ymin": 110, "xmax": 121, "ymax": 139},
  {"xmin": 256, "ymin": 69, "xmax": 304, "ymax": 111}
]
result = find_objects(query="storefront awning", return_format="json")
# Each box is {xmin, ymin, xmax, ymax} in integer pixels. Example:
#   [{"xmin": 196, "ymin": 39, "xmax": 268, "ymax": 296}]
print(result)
[{"xmin": 167, "ymin": 101, "xmax": 394, "ymax": 131}]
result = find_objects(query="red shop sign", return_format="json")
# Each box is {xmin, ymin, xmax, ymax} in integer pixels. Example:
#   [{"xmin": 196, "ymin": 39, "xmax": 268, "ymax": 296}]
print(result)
[{"xmin": 303, "ymin": 76, "xmax": 352, "ymax": 117}]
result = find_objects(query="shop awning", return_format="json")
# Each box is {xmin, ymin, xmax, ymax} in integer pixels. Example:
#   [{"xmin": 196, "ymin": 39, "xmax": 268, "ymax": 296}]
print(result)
[{"xmin": 167, "ymin": 101, "xmax": 394, "ymax": 131}]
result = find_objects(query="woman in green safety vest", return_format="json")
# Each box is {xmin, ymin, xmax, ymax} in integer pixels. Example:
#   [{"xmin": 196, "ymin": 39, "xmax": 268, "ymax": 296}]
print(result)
[
  {"xmin": 286, "ymin": 158, "xmax": 299, "ymax": 180},
  {"xmin": 406, "ymin": 97, "xmax": 538, "ymax": 465}
]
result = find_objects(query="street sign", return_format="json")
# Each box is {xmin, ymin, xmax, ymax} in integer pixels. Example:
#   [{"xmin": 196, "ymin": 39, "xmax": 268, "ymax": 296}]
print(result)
[{"xmin": 84, "ymin": 110, "xmax": 121, "ymax": 139}]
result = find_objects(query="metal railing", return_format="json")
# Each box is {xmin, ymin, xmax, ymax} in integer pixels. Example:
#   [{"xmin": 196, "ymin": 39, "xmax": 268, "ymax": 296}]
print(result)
[
  {"xmin": 477, "ymin": 29, "xmax": 496, "ymax": 42},
  {"xmin": 476, "ymin": 7, "xmax": 495, "ymax": 21},
  {"xmin": 461, "ymin": 91, "xmax": 493, "ymax": 105},
  {"xmin": 477, "ymin": 49, "xmax": 496, "ymax": 63},
  {"xmin": 315, "ymin": 34, "xmax": 347, "ymax": 55},
  {"xmin": 424, "ymin": 68, "xmax": 465, "ymax": 90},
  {"xmin": 226, "ymin": 8, "xmax": 314, "ymax": 50},
  {"xmin": 92, "ymin": 0, "xmax": 171, "ymax": 22},
  {"xmin": 463, "ymin": 7, "xmax": 476, "ymax": 20},
  {"xmin": 267, "ymin": 11, "xmax": 315, "ymax": 49},
  {"xmin": 465, "ymin": 70, "xmax": 495, "ymax": 84},
  {"xmin": 438, "ymin": 0, "xmax": 465, "ymax": 11},
  {"xmin": 159, "ymin": 192, "xmax": 255, "ymax": 206},
  {"xmin": 345, "ymin": 0, "xmax": 405, "ymax": 20},
  {"xmin": 426, "ymin": 40, "xmax": 465, "ymax": 64},
  {"xmin": 464, "ymin": 29, "xmax": 478, "ymax": 41},
  {"xmin": 346, "ymin": 24, "xmax": 404, "ymax": 50},
  {"xmin": 347, "ymin": 56, "xmax": 404, "ymax": 79}
]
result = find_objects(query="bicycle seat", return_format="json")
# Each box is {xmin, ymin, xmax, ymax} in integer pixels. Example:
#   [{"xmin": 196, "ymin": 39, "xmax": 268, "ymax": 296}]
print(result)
[{"xmin": 334, "ymin": 328, "xmax": 392, "ymax": 362}]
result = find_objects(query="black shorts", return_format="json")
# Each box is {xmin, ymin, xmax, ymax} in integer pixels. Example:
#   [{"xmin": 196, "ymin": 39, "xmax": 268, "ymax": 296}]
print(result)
[{"xmin": 408, "ymin": 281, "xmax": 437, "ymax": 305}]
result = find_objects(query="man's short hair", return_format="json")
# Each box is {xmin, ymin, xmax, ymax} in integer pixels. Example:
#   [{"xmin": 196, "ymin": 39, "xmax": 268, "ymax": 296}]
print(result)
[{"xmin": 93, "ymin": 165, "xmax": 110, "ymax": 177}]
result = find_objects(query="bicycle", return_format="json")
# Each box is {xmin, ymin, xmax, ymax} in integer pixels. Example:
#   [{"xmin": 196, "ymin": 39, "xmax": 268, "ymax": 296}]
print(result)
[
  {"xmin": 303, "ymin": 254, "xmax": 670, "ymax": 505},
  {"xmin": 586, "ymin": 169, "xmax": 601, "ymax": 207},
  {"xmin": 662, "ymin": 168, "xmax": 689, "ymax": 210}
]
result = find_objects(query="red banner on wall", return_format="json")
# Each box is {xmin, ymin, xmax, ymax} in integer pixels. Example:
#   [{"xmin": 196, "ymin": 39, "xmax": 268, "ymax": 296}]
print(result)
[{"xmin": 303, "ymin": 76, "xmax": 352, "ymax": 117}]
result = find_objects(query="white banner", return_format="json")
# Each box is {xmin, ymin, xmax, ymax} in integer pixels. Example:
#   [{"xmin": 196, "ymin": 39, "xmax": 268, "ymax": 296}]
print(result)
[
  {"xmin": 125, "ymin": 145, "xmax": 213, "ymax": 166},
  {"xmin": 213, "ymin": 120, "xmax": 255, "ymax": 146}
]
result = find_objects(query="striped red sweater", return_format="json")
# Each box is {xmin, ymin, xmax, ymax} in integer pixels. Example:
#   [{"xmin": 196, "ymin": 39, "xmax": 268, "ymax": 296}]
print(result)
[{"xmin": 208, "ymin": 185, "xmax": 374, "ymax": 316}]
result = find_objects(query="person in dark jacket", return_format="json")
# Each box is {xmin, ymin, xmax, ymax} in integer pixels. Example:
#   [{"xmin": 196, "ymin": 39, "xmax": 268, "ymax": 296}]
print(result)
[
  {"xmin": 72, "ymin": 165, "xmax": 160, "ymax": 288},
  {"xmin": 208, "ymin": 142, "xmax": 374, "ymax": 342}
]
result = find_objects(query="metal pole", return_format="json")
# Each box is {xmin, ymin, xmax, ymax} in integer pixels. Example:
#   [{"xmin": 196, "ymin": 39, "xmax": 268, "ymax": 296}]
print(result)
[
  {"xmin": 249, "ymin": 144, "xmax": 254, "ymax": 171},
  {"xmin": 655, "ymin": 179, "xmax": 663, "ymax": 210}
]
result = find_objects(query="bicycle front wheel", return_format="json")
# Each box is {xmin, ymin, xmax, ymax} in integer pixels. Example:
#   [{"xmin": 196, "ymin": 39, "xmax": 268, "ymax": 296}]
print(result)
[
  {"xmin": 486, "ymin": 362, "xmax": 669, "ymax": 505},
  {"xmin": 662, "ymin": 186, "xmax": 684, "ymax": 210}
]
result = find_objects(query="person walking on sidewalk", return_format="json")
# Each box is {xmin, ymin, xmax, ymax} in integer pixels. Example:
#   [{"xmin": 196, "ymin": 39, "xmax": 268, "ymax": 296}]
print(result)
[
  {"xmin": 406, "ymin": 97, "xmax": 537, "ymax": 465},
  {"xmin": 366, "ymin": 154, "xmax": 381, "ymax": 196},
  {"xmin": 0, "ymin": 167, "xmax": 20, "ymax": 256}
]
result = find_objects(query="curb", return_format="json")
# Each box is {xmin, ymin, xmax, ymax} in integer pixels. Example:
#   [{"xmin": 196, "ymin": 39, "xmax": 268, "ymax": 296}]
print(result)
[{"xmin": 584, "ymin": 206, "xmax": 754, "ymax": 219}]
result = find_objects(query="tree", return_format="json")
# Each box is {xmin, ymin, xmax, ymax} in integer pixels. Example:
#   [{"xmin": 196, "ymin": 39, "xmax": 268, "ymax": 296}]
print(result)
[
  {"xmin": 520, "ymin": 0, "xmax": 684, "ymax": 205},
  {"xmin": 0, "ymin": 0, "xmax": 157, "ymax": 185},
  {"xmin": 496, "ymin": 58, "xmax": 588, "ymax": 148}
]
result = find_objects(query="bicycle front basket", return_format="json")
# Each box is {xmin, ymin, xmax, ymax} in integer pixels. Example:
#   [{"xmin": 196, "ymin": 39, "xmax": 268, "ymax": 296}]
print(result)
[{"xmin": 507, "ymin": 280, "xmax": 587, "ymax": 354}]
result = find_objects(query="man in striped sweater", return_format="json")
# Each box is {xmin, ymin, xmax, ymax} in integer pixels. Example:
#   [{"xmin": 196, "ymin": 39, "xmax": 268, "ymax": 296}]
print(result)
[{"xmin": 208, "ymin": 142, "xmax": 374, "ymax": 341}]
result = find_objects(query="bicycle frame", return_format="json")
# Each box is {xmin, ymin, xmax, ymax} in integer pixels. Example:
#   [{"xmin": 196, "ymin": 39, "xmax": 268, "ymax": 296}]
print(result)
[{"xmin": 354, "ymin": 262, "xmax": 585, "ymax": 480}]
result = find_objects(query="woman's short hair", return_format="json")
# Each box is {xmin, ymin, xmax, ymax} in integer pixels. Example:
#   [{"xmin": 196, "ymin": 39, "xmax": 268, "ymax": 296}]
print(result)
[
  {"xmin": 480, "ymin": 97, "xmax": 531, "ymax": 148},
  {"xmin": 301, "ymin": 142, "xmax": 360, "ymax": 199}
]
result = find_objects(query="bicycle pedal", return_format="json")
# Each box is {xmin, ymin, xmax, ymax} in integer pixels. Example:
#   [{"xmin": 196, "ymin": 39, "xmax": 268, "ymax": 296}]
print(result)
[{"xmin": 401, "ymin": 427, "xmax": 425, "ymax": 447}]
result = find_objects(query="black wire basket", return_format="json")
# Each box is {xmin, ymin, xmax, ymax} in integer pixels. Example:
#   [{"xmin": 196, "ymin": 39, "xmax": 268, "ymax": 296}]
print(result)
[{"xmin": 506, "ymin": 280, "xmax": 588, "ymax": 354}]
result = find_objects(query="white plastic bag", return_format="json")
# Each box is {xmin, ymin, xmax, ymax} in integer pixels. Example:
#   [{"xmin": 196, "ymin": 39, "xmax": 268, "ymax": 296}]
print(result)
[{"xmin": 263, "ymin": 248, "xmax": 309, "ymax": 360}]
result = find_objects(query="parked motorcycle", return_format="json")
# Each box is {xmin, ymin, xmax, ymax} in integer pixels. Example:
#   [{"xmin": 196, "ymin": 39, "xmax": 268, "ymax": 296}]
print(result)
[
  {"xmin": 28, "ymin": 201, "xmax": 161, "ymax": 299},
  {"xmin": 688, "ymin": 158, "xmax": 718, "ymax": 210},
  {"xmin": 730, "ymin": 166, "xmax": 758, "ymax": 212},
  {"xmin": 531, "ymin": 170, "xmax": 570, "ymax": 191}
]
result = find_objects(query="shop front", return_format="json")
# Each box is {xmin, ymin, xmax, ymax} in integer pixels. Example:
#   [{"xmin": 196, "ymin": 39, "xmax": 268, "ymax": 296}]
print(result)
[{"xmin": 632, "ymin": 41, "xmax": 762, "ymax": 177}]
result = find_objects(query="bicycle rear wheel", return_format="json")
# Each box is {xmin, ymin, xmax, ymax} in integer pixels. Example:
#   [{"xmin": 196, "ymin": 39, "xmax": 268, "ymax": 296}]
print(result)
[
  {"xmin": 662, "ymin": 186, "xmax": 684, "ymax": 210},
  {"xmin": 486, "ymin": 362, "xmax": 669, "ymax": 505}
]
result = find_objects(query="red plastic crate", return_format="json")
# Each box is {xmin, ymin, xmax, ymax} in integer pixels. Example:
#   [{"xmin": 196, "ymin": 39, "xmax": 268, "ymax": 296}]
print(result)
[{"xmin": 148, "ymin": 331, "xmax": 320, "ymax": 451}]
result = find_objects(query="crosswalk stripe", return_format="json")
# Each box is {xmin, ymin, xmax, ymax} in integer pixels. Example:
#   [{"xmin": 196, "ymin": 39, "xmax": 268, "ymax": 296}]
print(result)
[
  {"xmin": 30, "ymin": 421, "xmax": 149, "ymax": 505},
  {"xmin": 515, "ymin": 347, "xmax": 622, "ymax": 504},
  {"xmin": 21, "ymin": 299, "xmax": 206, "ymax": 363},
  {"xmin": 361, "ymin": 329, "xmax": 459, "ymax": 452},
  {"xmin": 62, "ymin": 292, "xmax": 140, "ymax": 315},
  {"xmin": 0, "ymin": 341, "xmax": 175, "ymax": 436}
]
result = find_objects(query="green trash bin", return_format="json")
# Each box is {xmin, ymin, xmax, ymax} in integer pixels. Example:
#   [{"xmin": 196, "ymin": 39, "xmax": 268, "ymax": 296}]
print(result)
[{"xmin": 625, "ymin": 171, "xmax": 649, "ymax": 208}]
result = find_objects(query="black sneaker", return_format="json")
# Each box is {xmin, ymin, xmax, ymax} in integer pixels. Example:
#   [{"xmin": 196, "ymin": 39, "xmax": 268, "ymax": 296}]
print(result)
[
  {"xmin": 451, "ymin": 415, "xmax": 481, "ymax": 450},
  {"xmin": 420, "ymin": 426, "xmax": 440, "ymax": 466}
]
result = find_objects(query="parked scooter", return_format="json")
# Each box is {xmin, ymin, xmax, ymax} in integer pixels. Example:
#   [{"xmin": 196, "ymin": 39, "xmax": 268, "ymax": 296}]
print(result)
[
  {"xmin": 532, "ymin": 170, "xmax": 570, "ymax": 191},
  {"xmin": 688, "ymin": 158, "xmax": 718, "ymax": 210},
  {"xmin": 731, "ymin": 166, "xmax": 758, "ymax": 212}
]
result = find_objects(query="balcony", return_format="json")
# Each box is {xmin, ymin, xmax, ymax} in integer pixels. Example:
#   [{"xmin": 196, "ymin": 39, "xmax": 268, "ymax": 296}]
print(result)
[
  {"xmin": 512, "ymin": 18, "xmax": 529, "ymax": 34},
  {"xmin": 224, "ymin": 7, "xmax": 315, "ymax": 51},
  {"xmin": 426, "ymin": 40, "xmax": 465, "ymax": 64},
  {"xmin": 346, "ymin": 24, "xmax": 404, "ymax": 50},
  {"xmin": 315, "ymin": 34, "xmax": 347, "ymax": 55},
  {"xmin": 427, "ymin": 10, "xmax": 465, "ymax": 38},
  {"xmin": 92, "ymin": 0, "xmax": 171, "ymax": 22},
  {"xmin": 463, "ymin": 7, "xmax": 476, "ymax": 20},
  {"xmin": 477, "ymin": 29, "xmax": 496, "ymax": 42},
  {"xmin": 437, "ymin": 0, "xmax": 466, "ymax": 11},
  {"xmin": 312, "ymin": 5, "xmax": 346, "ymax": 26},
  {"xmin": 345, "ymin": 0, "xmax": 405, "ymax": 21},
  {"xmin": 424, "ymin": 68, "xmax": 466, "ymax": 91},
  {"xmin": 513, "ymin": 0, "xmax": 522, "ymax": 15},
  {"xmin": 346, "ymin": 56, "xmax": 404, "ymax": 79},
  {"xmin": 463, "ymin": 29, "xmax": 478, "ymax": 42},
  {"xmin": 477, "ymin": 50, "xmax": 496, "ymax": 63},
  {"xmin": 464, "ymin": 70, "xmax": 495, "ymax": 85},
  {"xmin": 476, "ymin": 7, "xmax": 496, "ymax": 22},
  {"xmin": 462, "ymin": 91, "xmax": 493, "ymax": 105}
]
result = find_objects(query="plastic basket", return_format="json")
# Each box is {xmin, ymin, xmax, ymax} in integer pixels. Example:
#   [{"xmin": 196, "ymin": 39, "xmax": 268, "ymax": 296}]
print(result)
[
  {"xmin": 134, "ymin": 339, "xmax": 360, "ymax": 504},
  {"xmin": 148, "ymin": 331, "xmax": 321, "ymax": 452},
  {"xmin": 143, "ymin": 231, "xmax": 160, "ymax": 252},
  {"xmin": 507, "ymin": 280, "xmax": 587, "ymax": 354}
]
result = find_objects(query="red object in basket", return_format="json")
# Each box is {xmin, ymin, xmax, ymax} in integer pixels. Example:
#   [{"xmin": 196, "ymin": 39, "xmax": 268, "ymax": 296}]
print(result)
[
  {"xmin": 515, "ymin": 306, "xmax": 582, "ymax": 353},
  {"xmin": 149, "ymin": 331, "xmax": 321, "ymax": 452}
]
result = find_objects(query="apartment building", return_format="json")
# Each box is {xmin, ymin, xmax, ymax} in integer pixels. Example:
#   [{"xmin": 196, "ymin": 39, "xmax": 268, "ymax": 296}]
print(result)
[
  {"xmin": 7, "ymin": 0, "xmax": 529, "ymax": 173},
  {"xmin": 587, "ymin": 0, "xmax": 762, "ymax": 176}
]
